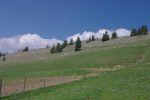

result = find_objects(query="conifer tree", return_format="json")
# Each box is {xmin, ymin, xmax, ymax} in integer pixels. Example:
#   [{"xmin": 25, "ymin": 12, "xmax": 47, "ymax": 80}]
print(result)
[
  {"xmin": 112, "ymin": 31, "xmax": 118, "ymax": 39},
  {"xmin": 69, "ymin": 38, "xmax": 74, "ymax": 45},
  {"xmin": 56, "ymin": 43, "xmax": 63, "ymax": 52},
  {"xmin": 91, "ymin": 35, "xmax": 95, "ymax": 41},
  {"xmin": 62, "ymin": 40, "xmax": 68, "ymax": 49},
  {"xmin": 130, "ymin": 28, "xmax": 138, "ymax": 36},
  {"xmin": 50, "ymin": 45, "xmax": 55, "ymax": 53},
  {"xmin": 102, "ymin": 31, "xmax": 109, "ymax": 41},
  {"xmin": 141, "ymin": 25, "xmax": 148, "ymax": 35},
  {"xmin": 75, "ymin": 37, "xmax": 82, "ymax": 51}
]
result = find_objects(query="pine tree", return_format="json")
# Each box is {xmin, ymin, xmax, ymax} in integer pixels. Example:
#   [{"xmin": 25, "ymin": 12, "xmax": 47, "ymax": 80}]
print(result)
[
  {"xmin": 22, "ymin": 46, "xmax": 29, "ymax": 52},
  {"xmin": 62, "ymin": 40, "xmax": 68, "ymax": 49},
  {"xmin": 69, "ymin": 38, "xmax": 74, "ymax": 45},
  {"xmin": 130, "ymin": 25, "xmax": 148, "ymax": 37},
  {"xmin": 137, "ymin": 25, "xmax": 148, "ymax": 35},
  {"xmin": 75, "ymin": 37, "xmax": 82, "ymax": 51},
  {"xmin": 102, "ymin": 31, "xmax": 109, "ymax": 41},
  {"xmin": 137, "ymin": 27, "xmax": 142, "ymax": 35},
  {"xmin": 112, "ymin": 31, "xmax": 118, "ymax": 39},
  {"xmin": 144, "ymin": 25, "xmax": 148, "ymax": 34},
  {"xmin": 141, "ymin": 25, "xmax": 148, "ymax": 35},
  {"xmin": 50, "ymin": 45, "xmax": 55, "ymax": 53},
  {"xmin": 130, "ymin": 29, "xmax": 137, "ymax": 37},
  {"xmin": 91, "ymin": 35, "xmax": 95, "ymax": 41},
  {"xmin": 56, "ymin": 43, "xmax": 63, "ymax": 52}
]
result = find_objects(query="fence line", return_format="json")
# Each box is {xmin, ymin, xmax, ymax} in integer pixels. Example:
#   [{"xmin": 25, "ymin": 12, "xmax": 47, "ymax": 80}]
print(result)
[{"xmin": 0, "ymin": 75, "xmax": 84, "ymax": 97}]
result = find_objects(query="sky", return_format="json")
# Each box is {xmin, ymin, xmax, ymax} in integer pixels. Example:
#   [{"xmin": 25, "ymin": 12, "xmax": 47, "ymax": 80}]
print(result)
[{"xmin": 0, "ymin": 0, "xmax": 149, "ymax": 53}]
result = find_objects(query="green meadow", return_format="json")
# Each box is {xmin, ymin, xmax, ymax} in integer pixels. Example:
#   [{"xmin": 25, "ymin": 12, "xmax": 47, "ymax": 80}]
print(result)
[{"xmin": 0, "ymin": 35, "xmax": 150, "ymax": 99}]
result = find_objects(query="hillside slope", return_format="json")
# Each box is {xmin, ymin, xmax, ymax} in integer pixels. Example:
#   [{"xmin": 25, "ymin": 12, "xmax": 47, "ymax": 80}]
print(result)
[{"xmin": 0, "ymin": 34, "xmax": 150, "ymax": 99}]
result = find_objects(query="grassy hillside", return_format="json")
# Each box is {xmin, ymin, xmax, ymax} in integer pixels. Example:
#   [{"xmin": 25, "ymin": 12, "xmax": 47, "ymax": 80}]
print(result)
[
  {"xmin": 0, "ymin": 34, "xmax": 150, "ymax": 99},
  {"xmin": 0, "ymin": 35, "xmax": 149, "ymax": 80},
  {"xmin": 1, "ymin": 63, "xmax": 150, "ymax": 100}
]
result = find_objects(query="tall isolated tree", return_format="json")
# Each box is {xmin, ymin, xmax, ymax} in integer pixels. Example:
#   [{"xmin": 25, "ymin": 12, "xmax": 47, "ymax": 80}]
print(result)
[
  {"xmin": 112, "ymin": 31, "xmax": 118, "ymax": 39},
  {"xmin": 75, "ymin": 37, "xmax": 82, "ymax": 51},
  {"xmin": 102, "ymin": 31, "xmax": 109, "ymax": 41},
  {"xmin": 69, "ymin": 38, "xmax": 74, "ymax": 45},
  {"xmin": 91, "ymin": 35, "xmax": 95, "ymax": 41}
]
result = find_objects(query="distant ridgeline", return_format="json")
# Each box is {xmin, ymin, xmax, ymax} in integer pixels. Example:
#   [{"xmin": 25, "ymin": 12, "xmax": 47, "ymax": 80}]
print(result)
[
  {"xmin": 50, "ymin": 25, "xmax": 148, "ymax": 54},
  {"xmin": 0, "ymin": 25, "xmax": 148, "ymax": 56}
]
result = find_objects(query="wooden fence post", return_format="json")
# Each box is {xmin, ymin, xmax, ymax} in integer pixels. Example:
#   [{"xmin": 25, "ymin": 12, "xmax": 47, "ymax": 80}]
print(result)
[
  {"xmin": 0, "ymin": 79, "xmax": 2, "ymax": 97},
  {"xmin": 23, "ymin": 77, "xmax": 26, "ymax": 92}
]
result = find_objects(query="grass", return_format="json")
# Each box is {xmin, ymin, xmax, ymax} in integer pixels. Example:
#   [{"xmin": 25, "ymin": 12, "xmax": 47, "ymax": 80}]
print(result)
[
  {"xmin": 1, "ymin": 63, "xmax": 150, "ymax": 100},
  {"xmin": 0, "ymin": 43, "xmax": 148, "ymax": 80},
  {"xmin": 0, "ymin": 35, "xmax": 150, "ymax": 99}
]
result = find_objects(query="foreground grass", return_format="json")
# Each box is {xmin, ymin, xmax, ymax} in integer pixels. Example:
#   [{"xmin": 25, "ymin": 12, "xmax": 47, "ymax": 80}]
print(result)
[{"xmin": 1, "ymin": 63, "xmax": 149, "ymax": 100}]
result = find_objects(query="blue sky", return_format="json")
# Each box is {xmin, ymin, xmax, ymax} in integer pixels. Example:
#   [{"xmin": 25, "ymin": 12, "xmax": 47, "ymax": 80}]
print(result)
[{"xmin": 0, "ymin": 0, "xmax": 149, "ymax": 40}]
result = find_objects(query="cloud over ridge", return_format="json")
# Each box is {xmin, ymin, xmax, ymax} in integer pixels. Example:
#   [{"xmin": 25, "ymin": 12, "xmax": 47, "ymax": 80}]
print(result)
[
  {"xmin": 0, "ymin": 28, "xmax": 131, "ymax": 53},
  {"xmin": 0, "ymin": 33, "xmax": 62, "ymax": 53},
  {"xmin": 67, "ymin": 28, "xmax": 131, "ymax": 41}
]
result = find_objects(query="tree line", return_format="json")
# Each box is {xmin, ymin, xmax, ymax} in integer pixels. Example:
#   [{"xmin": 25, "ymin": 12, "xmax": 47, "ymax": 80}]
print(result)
[
  {"xmin": 50, "ymin": 37, "xmax": 82, "ymax": 53},
  {"xmin": 0, "ymin": 25, "xmax": 148, "ymax": 57},
  {"xmin": 50, "ymin": 25, "xmax": 148, "ymax": 54},
  {"xmin": 50, "ymin": 30, "xmax": 119, "ymax": 53},
  {"xmin": 130, "ymin": 25, "xmax": 148, "ymax": 36}
]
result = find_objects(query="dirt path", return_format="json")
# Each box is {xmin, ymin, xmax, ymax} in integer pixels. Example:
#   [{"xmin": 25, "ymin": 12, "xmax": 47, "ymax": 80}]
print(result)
[{"xmin": 1, "ymin": 65, "xmax": 124, "ymax": 96}]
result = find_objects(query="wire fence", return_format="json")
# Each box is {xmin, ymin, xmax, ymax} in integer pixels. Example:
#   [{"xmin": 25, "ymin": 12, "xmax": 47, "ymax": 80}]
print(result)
[{"xmin": 0, "ymin": 75, "xmax": 85, "ymax": 97}]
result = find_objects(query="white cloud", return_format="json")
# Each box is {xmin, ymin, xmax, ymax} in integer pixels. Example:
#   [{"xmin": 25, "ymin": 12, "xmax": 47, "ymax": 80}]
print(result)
[
  {"xmin": 0, "ymin": 28, "xmax": 131, "ymax": 53},
  {"xmin": 0, "ymin": 33, "xmax": 62, "ymax": 53},
  {"xmin": 66, "ymin": 28, "xmax": 131, "ymax": 41}
]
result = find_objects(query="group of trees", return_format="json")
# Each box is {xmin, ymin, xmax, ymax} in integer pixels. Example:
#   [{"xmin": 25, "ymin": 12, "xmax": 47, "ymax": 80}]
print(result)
[
  {"xmin": 50, "ymin": 43, "xmax": 63, "ymax": 53},
  {"xmin": 102, "ymin": 31, "xmax": 110, "ymax": 41},
  {"xmin": 130, "ymin": 25, "xmax": 148, "ymax": 36},
  {"xmin": 50, "ymin": 25, "xmax": 148, "ymax": 54},
  {"xmin": 22, "ymin": 46, "xmax": 29, "ymax": 52},
  {"xmin": 102, "ymin": 31, "xmax": 118, "ymax": 41},
  {"xmin": 86, "ymin": 35, "xmax": 95, "ymax": 43},
  {"xmin": 50, "ymin": 31, "xmax": 119, "ymax": 53},
  {"xmin": 50, "ymin": 37, "xmax": 82, "ymax": 53},
  {"xmin": 19, "ymin": 46, "xmax": 29, "ymax": 52},
  {"xmin": 0, "ymin": 53, "xmax": 6, "ymax": 62}
]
